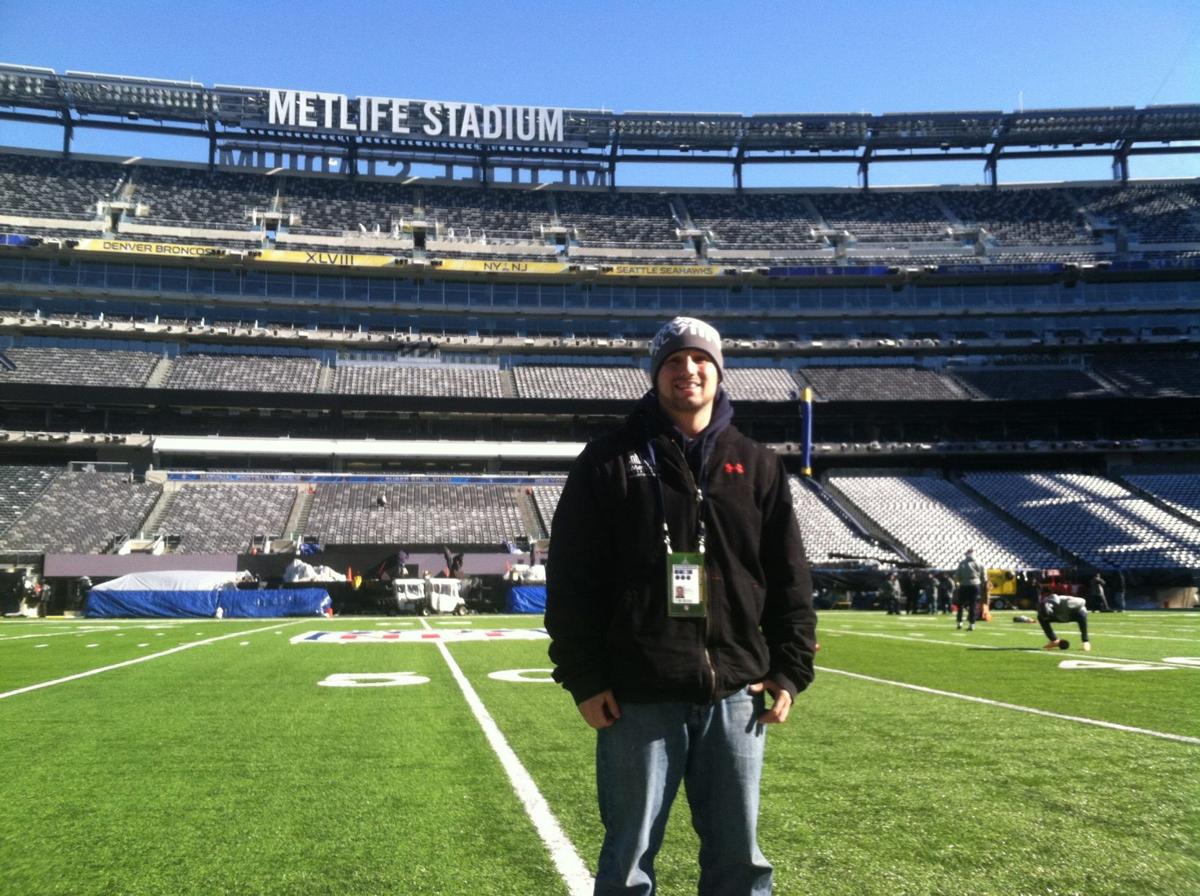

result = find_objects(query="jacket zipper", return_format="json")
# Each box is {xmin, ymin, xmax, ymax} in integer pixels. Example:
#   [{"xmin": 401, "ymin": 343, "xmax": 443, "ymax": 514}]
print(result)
[{"xmin": 666, "ymin": 436, "xmax": 719, "ymax": 703}]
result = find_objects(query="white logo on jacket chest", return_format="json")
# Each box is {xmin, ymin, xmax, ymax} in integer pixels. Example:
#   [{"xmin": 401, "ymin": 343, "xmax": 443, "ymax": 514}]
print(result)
[{"xmin": 625, "ymin": 452, "xmax": 651, "ymax": 479}]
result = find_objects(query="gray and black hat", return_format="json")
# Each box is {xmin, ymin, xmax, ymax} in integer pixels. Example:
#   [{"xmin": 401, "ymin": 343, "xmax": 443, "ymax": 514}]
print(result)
[{"xmin": 649, "ymin": 316, "xmax": 724, "ymax": 382}]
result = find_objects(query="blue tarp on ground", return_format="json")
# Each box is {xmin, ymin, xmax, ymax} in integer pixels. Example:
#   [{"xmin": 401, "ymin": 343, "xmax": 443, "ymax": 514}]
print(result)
[
  {"xmin": 85, "ymin": 570, "xmax": 331, "ymax": 618},
  {"xmin": 506, "ymin": 584, "xmax": 546, "ymax": 613},
  {"xmin": 220, "ymin": 588, "xmax": 331, "ymax": 618}
]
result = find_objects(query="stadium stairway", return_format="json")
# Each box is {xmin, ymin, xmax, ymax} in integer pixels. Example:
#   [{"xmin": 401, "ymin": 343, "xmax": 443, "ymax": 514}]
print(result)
[
  {"xmin": 317, "ymin": 366, "xmax": 333, "ymax": 392},
  {"xmin": 137, "ymin": 482, "xmax": 179, "ymax": 539},
  {"xmin": 284, "ymin": 485, "xmax": 314, "ymax": 542},
  {"xmin": 499, "ymin": 370, "xmax": 517, "ymax": 399},
  {"xmin": 515, "ymin": 488, "xmax": 545, "ymax": 541},
  {"xmin": 145, "ymin": 356, "xmax": 173, "ymax": 388}
]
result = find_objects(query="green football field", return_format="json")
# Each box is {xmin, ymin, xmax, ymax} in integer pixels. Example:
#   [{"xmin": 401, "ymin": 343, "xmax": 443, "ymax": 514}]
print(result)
[{"xmin": 2, "ymin": 610, "xmax": 1197, "ymax": 896}]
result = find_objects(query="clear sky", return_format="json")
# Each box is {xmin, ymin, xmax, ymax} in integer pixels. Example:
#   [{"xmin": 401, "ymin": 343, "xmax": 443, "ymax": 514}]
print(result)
[{"xmin": 1, "ymin": 0, "xmax": 1197, "ymax": 188}]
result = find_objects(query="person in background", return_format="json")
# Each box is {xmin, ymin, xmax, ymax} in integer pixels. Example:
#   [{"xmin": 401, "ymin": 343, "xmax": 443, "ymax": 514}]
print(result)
[
  {"xmin": 882, "ymin": 571, "xmax": 902, "ymax": 615},
  {"xmin": 1108, "ymin": 568, "xmax": 1126, "ymax": 613},
  {"xmin": 936, "ymin": 572, "xmax": 954, "ymax": 615},
  {"xmin": 1088, "ymin": 571, "xmax": 1110, "ymax": 612},
  {"xmin": 1039, "ymin": 591, "xmax": 1092, "ymax": 651},
  {"xmin": 954, "ymin": 548, "xmax": 986, "ymax": 631}
]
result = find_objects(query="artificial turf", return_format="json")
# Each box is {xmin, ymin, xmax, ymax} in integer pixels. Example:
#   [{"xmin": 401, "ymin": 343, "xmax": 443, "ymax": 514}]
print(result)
[{"xmin": 1, "ymin": 611, "xmax": 1197, "ymax": 895}]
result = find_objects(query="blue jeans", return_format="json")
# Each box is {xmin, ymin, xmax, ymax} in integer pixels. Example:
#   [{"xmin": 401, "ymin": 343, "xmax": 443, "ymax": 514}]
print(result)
[{"xmin": 593, "ymin": 689, "xmax": 773, "ymax": 895}]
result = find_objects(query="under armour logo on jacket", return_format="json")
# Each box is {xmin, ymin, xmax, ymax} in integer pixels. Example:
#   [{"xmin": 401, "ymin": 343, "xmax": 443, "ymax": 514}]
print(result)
[{"xmin": 723, "ymin": 462, "xmax": 745, "ymax": 474}]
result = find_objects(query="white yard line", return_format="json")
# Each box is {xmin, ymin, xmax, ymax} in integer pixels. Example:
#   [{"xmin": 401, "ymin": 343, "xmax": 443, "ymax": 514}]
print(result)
[
  {"xmin": 0, "ymin": 621, "xmax": 301, "ymax": 701},
  {"xmin": 420, "ymin": 618, "xmax": 593, "ymax": 896},
  {"xmin": 816, "ymin": 665, "xmax": 1200, "ymax": 745},
  {"xmin": 0, "ymin": 627, "xmax": 121, "ymax": 642},
  {"xmin": 823, "ymin": 628, "xmax": 1200, "ymax": 669}
]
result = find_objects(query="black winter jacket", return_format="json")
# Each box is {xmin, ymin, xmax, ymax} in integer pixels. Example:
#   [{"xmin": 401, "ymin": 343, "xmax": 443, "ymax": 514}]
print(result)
[{"xmin": 545, "ymin": 390, "xmax": 817, "ymax": 706}]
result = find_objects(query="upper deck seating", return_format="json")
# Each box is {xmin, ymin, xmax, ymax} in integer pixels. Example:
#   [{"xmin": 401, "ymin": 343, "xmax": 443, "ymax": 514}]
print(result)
[
  {"xmin": 0, "ymin": 346, "xmax": 159, "ymax": 388},
  {"xmin": 129, "ymin": 167, "xmax": 276, "ymax": 229},
  {"xmin": 950, "ymin": 367, "xmax": 1115, "ymax": 400},
  {"xmin": 940, "ymin": 188, "xmax": 1093, "ymax": 245},
  {"xmin": 512, "ymin": 365, "xmax": 648, "ymax": 400},
  {"xmin": 554, "ymin": 192, "xmax": 680, "ymax": 247},
  {"xmin": 685, "ymin": 193, "xmax": 824, "ymax": 249},
  {"xmin": 798, "ymin": 366, "xmax": 966, "ymax": 401},
  {"xmin": 162, "ymin": 353, "xmax": 321, "ymax": 393},
  {"xmin": 0, "ymin": 154, "xmax": 126, "ymax": 218},
  {"xmin": 331, "ymin": 363, "xmax": 504, "ymax": 398}
]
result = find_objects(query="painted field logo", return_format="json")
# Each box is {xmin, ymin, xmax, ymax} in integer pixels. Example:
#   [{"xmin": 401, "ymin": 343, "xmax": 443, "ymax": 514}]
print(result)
[
  {"xmin": 318, "ymin": 672, "xmax": 430, "ymax": 687},
  {"xmin": 292, "ymin": 628, "xmax": 550, "ymax": 644}
]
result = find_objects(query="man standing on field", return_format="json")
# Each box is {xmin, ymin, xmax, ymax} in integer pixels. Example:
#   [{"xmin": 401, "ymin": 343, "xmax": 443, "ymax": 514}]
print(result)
[{"xmin": 546, "ymin": 316, "xmax": 817, "ymax": 895}]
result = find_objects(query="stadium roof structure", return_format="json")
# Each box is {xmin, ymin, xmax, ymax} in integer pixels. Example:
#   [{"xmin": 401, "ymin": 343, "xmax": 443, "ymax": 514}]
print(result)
[{"xmin": 2, "ymin": 63, "xmax": 1198, "ymax": 187}]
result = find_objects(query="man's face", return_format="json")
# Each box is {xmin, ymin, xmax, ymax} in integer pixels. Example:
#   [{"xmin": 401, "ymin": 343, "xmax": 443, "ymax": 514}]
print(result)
[{"xmin": 656, "ymin": 348, "xmax": 718, "ymax": 416}]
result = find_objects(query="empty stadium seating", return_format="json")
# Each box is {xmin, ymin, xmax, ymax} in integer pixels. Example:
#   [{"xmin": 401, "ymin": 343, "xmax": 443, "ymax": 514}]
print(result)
[
  {"xmin": 306, "ymin": 482, "xmax": 528, "ymax": 546},
  {"xmin": 812, "ymin": 191, "xmax": 953, "ymax": 244},
  {"xmin": 961, "ymin": 472, "xmax": 1200, "ymax": 569},
  {"xmin": 0, "ymin": 154, "xmax": 126, "ymax": 219},
  {"xmin": 940, "ymin": 188, "xmax": 1093, "ymax": 245},
  {"xmin": 0, "ymin": 346, "xmax": 160, "ymax": 388},
  {"xmin": 828, "ymin": 473, "xmax": 1060, "ymax": 570},
  {"xmin": 1122, "ymin": 473, "xmax": 1200, "ymax": 523},
  {"xmin": 723, "ymin": 368, "xmax": 803, "ymax": 402},
  {"xmin": 0, "ymin": 465, "xmax": 59, "ymax": 533},
  {"xmin": 788, "ymin": 477, "xmax": 901, "ymax": 565},
  {"xmin": 685, "ymin": 194, "xmax": 824, "ymax": 249},
  {"xmin": 531, "ymin": 483, "xmax": 564, "ymax": 537},
  {"xmin": 154, "ymin": 483, "xmax": 298, "ymax": 553},
  {"xmin": 513, "ymin": 365, "xmax": 648, "ymax": 400},
  {"xmin": 797, "ymin": 367, "xmax": 966, "ymax": 402},
  {"xmin": 950, "ymin": 367, "xmax": 1115, "ymax": 400},
  {"xmin": 0, "ymin": 470, "xmax": 159, "ymax": 554},
  {"xmin": 1074, "ymin": 183, "xmax": 1200, "ymax": 244},
  {"xmin": 1, "ymin": 151, "xmax": 1196, "ymax": 263},
  {"xmin": 129, "ymin": 167, "xmax": 277, "ymax": 229},
  {"xmin": 163, "ymin": 353, "xmax": 322, "ymax": 393},
  {"xmin": 331, "ymin": 363, "xmax": 505, "ymax": 398},
  {"xmin": 1094, "ymin": 357, "xmax": 1200, "ymax": 398},
  {"xmin": 553, "ymin": 191, "xmax": 680, "ymax": 248}
]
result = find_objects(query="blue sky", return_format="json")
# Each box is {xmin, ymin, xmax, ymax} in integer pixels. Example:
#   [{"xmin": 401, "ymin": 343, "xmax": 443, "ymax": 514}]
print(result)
[{"xmin": 1, "ymin": 0, "xmax": 1197, "ymax": 187}]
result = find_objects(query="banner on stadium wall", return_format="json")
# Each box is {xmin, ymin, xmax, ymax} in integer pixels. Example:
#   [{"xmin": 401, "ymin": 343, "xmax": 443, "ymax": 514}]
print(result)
[
  {"xmin": 599, "ymin": 265, "xmax": 723, "ymax": 278},
  {"xmin": 74, "ymin": 238, "xmax": 227, "ymax": 258},
  {"xmin": 261, "ymin": 89, "xmax": 566, "ymax": 145},
  {"xmin": 434, "ymin": 259, "xmax": 567, "ymax": 275},
  {"xmin": 250, "ymin": 249, "xmax": 396, "ymax": 267}
]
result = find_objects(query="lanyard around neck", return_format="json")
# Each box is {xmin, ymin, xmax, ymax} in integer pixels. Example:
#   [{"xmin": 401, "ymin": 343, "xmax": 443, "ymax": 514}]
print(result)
[{"xmin": 644, "ymin": 436, "xmax": 707, "ymax": 555}]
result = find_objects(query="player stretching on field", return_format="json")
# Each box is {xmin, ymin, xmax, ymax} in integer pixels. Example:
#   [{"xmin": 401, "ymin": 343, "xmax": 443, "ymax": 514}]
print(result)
[{"xmin": 1038, "ymin": 592, "xmax": 1091, "ymax": 651}]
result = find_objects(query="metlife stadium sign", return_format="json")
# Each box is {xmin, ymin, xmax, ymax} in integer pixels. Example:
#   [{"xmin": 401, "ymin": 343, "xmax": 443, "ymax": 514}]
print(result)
[{"xmin": 265, "ymin": 88, "xmax": 565, "ymax": 145}]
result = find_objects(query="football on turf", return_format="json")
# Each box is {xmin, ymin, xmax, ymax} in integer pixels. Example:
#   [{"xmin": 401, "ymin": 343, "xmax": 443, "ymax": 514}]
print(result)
[{"xmin": 1058, "ymin": 639, "xmax": 1070, "ymax": 650}]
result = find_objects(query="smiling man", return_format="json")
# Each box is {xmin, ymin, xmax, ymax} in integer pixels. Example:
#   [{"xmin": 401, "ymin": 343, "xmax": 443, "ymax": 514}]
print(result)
[{"xmin": 545, "ymin": 316, "xmax": 817, "ymax": 895}]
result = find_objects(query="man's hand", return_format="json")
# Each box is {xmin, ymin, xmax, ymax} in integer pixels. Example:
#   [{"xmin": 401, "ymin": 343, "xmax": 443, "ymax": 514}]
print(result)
[
  {"xmin": 577, "ymin": 689, "xmax": 621, "ymax": 729},
  {"xmin": 749, "ymin": 679, "xmax": 792, "ymax": 724}
]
